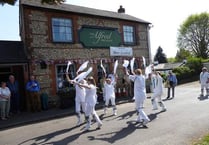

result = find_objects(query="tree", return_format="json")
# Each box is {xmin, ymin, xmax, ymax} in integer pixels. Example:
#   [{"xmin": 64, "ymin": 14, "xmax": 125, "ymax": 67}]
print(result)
[
  {"xmin": 177, "ymin": 12, "xmax": 209, "ymax": 59},
  {"xmin": 0, "ymin": 0, "xmax": 65, "ymax": 5},
  {"xmin": 175, "ymin": 48, "xmax": 192, "ymax": 62},
  {"xmin": 154, "ymin": 46, "xmax": 168, "ymax": 64}
]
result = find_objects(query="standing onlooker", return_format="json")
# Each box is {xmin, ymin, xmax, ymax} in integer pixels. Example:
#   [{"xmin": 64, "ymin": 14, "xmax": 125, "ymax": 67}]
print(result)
[
  {"xmin": 0, "ymin": 82, "xmax": 11, "ymax": 120},
  {"xmin": 66, "ymin": 73, "xmax": 86, "ymax": 126},
  {"xmin": 151, "ymin": 71, "xmax": 166, "ymax": 111},
  {"xmin": 73, "ymin": 76, "xmax": 102, "ymax": 131},
  {"xmin": 166, "ymin": 71, "xmax": 178, "ymax": 99},
  {"xmin": 26, "ymin": 75, "xmax": 41, "ymax": 112},
  {"xmin": 126, "ymin": 68, "xmax": 150, "ymax": 126},
  {"xmin": 7, "ymin": 75, "xmax": 20, "ymax": 114},
  {"xmin": 103, "ymin": 77, "xmax": 117, "ymax": 116},
  {"xmin": 199, "ymin": 67, "xmax": 209, "ymax": 96}
]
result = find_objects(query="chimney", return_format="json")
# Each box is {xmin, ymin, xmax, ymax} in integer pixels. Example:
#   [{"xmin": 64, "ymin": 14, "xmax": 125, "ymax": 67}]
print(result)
[{"xmin": 118, "ymin": 5, "xmax": 125, "ymax": 13}]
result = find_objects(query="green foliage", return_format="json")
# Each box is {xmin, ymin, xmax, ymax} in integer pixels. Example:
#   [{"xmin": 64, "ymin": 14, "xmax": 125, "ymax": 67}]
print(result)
[
  {"xmin": 185, "ymin": 57, "xmax": 203, "ymax": 75},
  {"xmin": 167, "ymin": 57, "xmax": 176, "ymax": 63},
  {"xmin": 177, "ymin": 12, "xmax": 209, "ymax": 59},
  {"xmin": 202, "ymin": 58, "xmax": 209, "ymax": 63},
  {"xmin": 170, "ymin": 57, "xmax": 203, "ymax": 83},
  {"xmin": 193, "ymin": 134, "xmax": 209, "ymax": 145},
  {"xmin": 0, "ymin": 0, "xmax": 17, "ymax": 5},
  {"xmin": 173, "ymin": 66, "xmax": 194, "ymax": 80},
  {"xmin": 175, "ymin": 48, "xmax": 193, "ymax": 62},
  {"xmin": 160, "ymin": 73, "xmax": 167, "ymax": 82}
]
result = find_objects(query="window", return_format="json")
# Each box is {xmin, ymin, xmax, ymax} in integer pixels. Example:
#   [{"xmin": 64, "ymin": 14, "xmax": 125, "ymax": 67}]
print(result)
[
  {"xmin": 123, "ymin": 25, "xmax": 135, "ymax": 45},
  {"xmin": 56, "ymin": 64, "xmax": 76, "ymax": 91},
  {"xmin": 52, "ymin": 18, "xmax": 73, "ymax": 42}
]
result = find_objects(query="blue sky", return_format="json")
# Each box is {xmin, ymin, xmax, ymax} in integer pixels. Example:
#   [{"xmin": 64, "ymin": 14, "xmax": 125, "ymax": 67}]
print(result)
[{"xmin": 0, "ymin": 0, "xmax": 209, "ymax": 58}]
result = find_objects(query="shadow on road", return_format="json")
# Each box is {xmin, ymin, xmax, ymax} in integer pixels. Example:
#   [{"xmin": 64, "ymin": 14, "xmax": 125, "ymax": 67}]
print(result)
[
  {"xmin": 17, "ymin": 110, "xmax": 166, "ymax": 145},
  {"xmin": 148, "ymin": 110, "xmax": 166, "ymax": 122},
  {"xmin": 18, "ymin": 125, "xmax": 83, "ymax": 145},
  {"xmin": 87, "ymin": 121, "xmax": 147, "ymax": 144},
  {"xmin": 116, "ymin": 110, "xmax": 136, "ymax": 120},
  {"xmin": 85, "ymin": 110, "xmax": 165, "ymax": 144},
  {"xmin": 197, "ymin": 95, "xmax": 208, "ymax": 101}
]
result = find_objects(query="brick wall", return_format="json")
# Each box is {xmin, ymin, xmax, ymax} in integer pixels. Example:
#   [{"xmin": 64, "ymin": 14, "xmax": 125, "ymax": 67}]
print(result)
[{"xmin": 22, "ymin": 7, "xmax": 150, "ymax": 98}]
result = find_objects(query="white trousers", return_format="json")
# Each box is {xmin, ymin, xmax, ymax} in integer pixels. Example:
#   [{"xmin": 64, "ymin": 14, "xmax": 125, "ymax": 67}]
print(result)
[
  {"xmin": 75, "ymin": 101, "xmax": 86, "ymax": 114},
  {"xmin": 135, "ymin": 98, "xmax": 150, "ymax": 122},
  {"xmin": 105, "ymin": 96, "xmax": 116, "ymax": 106},
  {"xmin": 201, "ymin": 83, "xmax": 209, "ymax": 95},
  {"xmin": 151, "ymin": 92, "xmax": 166, "ymax": 110},
  {"xmin": 85, "ymin": 103, "xmax": 102, "ymax": 125}
]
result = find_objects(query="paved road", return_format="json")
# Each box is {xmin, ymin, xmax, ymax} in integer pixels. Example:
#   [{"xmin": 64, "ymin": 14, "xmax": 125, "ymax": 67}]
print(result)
[{"xmin": 0, "ymin": 81, "xmax": 209, "ymax": 145}]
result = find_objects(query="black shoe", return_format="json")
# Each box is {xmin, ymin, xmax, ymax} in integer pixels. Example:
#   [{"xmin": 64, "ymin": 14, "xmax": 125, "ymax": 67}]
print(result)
[{"xmin": 166, "ymin": 97, "xmax": 170, "ymax": 99}]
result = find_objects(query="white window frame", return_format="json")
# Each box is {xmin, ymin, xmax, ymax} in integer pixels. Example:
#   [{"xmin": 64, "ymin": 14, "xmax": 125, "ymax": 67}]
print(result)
[
  {"xmin": 52, "ymin": 18, "xmax": 73, "ymax": 42},
  {"xmin": 123, "ymin": 25, "xmax": 135, "ymax": 45}
]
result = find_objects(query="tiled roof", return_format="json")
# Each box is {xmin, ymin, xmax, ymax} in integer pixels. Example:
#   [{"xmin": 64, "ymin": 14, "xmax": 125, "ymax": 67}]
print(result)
[
  {"xmin": 0, "ymin": 40, "xmax": 28, "ymax": 63},
  {"xmin": 154, "ymin": 62, "xmax": 184, "ymax": 71},
  {"xmin": 20, "ymin": 0, "xmax": 151, "ymax": 24}
]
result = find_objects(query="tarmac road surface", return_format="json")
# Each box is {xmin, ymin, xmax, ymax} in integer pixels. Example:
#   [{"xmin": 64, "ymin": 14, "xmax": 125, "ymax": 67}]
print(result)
[{"xmin": 0, "ymin": 81, "xmax": 209, "ymax": 145}]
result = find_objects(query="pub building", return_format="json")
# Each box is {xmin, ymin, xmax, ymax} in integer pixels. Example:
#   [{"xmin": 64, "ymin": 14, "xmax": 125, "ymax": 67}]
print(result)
[{"xmin": 19, "ymin": 0, "xmax": 152, "ymax": 107}]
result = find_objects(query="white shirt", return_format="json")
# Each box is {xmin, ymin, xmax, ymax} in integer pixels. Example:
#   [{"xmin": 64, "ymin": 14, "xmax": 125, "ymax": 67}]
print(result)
[
  {"xmin": 0, "ymin": 87, "xmax": 11, "ymax": 101},
  {"xmin": 200, "ymin": 71, "xmax": 209, "ymax": 84},
  {"xmin": 104, "ymin": 81, "xmax": 115, "ymax": 99},
  {"xmin": 85, "ymin": 84, "xmax": 97, "ymax": 106},
  {"xmin": 153, "ymin": 74, "xmax": 163, "ymax": 94},
  {"xmin": 129, "ymin": 74, "xmax": 146, "ymax": 101},
  {"xmin": 75, "ymin": 84, "xmax": 86, "ymax": 102}
]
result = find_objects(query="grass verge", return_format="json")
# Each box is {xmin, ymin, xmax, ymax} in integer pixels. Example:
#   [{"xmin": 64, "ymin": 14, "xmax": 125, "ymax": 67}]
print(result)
[{"xmin": 193, "ymin": 134, "xmax": 209, "ymax": 145}]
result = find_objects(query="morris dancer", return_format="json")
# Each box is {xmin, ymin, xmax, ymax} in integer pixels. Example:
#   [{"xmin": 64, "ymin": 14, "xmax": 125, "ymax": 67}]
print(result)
[
  {"xmin": 126, "ymin": 68, "xmax": 150, "ymax": 126},
  {"xmin": 72, "ymin": 76, "xmax": 102, "ymax": 131},
  {"xmin": 151, "ymin": 71, "xmax": 167, "ymax": 111},
  {"xmin": 66, "ymin": 73, "xmax": 86, "ymax": 126},
  {"xmin": 103, "ymin": 75, "xmax": 117, "ymax": 116}
]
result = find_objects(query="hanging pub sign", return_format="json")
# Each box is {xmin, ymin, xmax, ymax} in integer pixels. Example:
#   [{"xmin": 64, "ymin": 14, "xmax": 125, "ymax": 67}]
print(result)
[
  {"xmin": 110, "ymin": 46, "xmax": 133, "ymax": 56},
  {"xmin": 79, "ymin": 26, "xmax": 121, "ymax": 48}
]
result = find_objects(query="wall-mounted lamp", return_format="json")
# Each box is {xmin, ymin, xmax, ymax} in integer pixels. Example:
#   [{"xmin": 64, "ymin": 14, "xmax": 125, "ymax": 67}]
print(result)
[{"xmin": 40, "ymin": 60, "xmax": 47, "ymax": 69}]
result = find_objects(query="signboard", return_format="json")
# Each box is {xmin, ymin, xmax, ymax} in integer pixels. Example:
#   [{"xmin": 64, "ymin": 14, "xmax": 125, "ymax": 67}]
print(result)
[
  {"xmin": 79, "ymin": 27, "xmax": 121, "ymax": 47},
  {"xmin": 110, "ymin": 47, "xmax": 133, "ymax": 56}
]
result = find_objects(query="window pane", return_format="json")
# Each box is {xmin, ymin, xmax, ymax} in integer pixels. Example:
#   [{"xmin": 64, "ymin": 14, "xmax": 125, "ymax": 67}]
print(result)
[
  {"xmin": 52, "ymin": 18, "xmax": 73, "ymax": 42},
  {"xmin": 66, "ymin": 34, "xmax": 72, "ymax": 41},
  {"xmin": 56, "ymin": 64, "xmax": 76, "ymax": 91},
  {"xmin": 123, "ymin": 25, "xmax": 134, "ymax": 44}
]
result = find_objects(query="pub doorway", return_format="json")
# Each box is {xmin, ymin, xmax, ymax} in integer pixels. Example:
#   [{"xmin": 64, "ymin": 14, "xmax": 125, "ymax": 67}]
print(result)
[{"xmin": 0, "ymin": 64, "xmax": 27, "ymax": 111}]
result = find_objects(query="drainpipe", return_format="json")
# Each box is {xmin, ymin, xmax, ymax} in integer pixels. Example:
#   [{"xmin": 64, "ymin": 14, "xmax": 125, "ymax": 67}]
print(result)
[{"xmin": 147, "ymin": 24, "xmax": 154, "ymax": 64}]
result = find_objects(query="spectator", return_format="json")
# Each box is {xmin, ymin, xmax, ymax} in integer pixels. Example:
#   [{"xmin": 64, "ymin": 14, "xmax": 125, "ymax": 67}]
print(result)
[
  {"xmin": 0, "ymin": 82, "xmax": 11, "ymax": 120},
  {"xmin": 7, "ymin": 75, "xmax": 20, "ymax": 114},
  {"xmin": 166, "ymin": 71, "xmax": 178, "ymax": 99},
  {"xmin": 26, "ymin": 75, "xmax": 41, "ymax": 112},
  {"xmin": 199, "ymin": 67, "xmax": 209, "ymax": 96}
]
